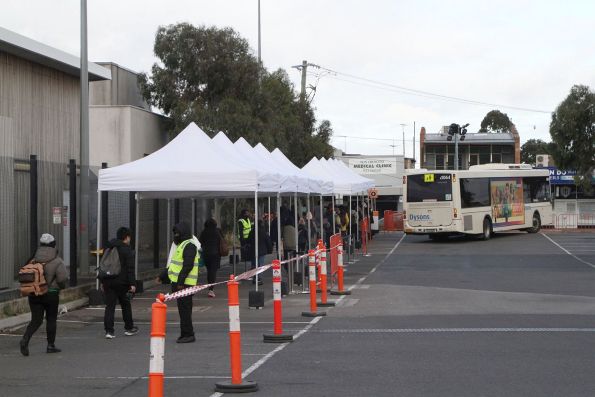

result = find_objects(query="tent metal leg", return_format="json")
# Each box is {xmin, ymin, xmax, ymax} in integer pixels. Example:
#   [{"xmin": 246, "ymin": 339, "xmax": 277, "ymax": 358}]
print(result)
[
  {"xmin": 254, "ymin": 191, "xmax": 259, "ymax": 290},
  {"xmin": 307, "ymin": 193, "xmax": 311, "ymax": 250},
  {"xmin": 135, "ymin": 194, "xmax": 140, "ymax": 279},
  {"xmin": 96, "ymin": 190, "xmax": 101, "ymax": 290},
  {"xmin": 320, "ymin": 194, "xmax": 323, "ymax": 244},
  {"xmin": 233, "ymin": 197, "xmax": 237, "ymax": 276}
]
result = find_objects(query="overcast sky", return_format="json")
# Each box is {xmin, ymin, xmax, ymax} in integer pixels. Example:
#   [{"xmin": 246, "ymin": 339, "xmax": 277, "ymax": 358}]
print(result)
[{"xmin": 2, "ymin": 0, "xmax": 594, "ymax": 159}]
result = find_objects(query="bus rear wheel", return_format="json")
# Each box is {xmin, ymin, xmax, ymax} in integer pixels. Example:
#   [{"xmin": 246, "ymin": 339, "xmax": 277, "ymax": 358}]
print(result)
[
  {"xmin": 480, "ymin": 218, "xmax": 492, "ymax": 240},
  {"xmin": 527, "ymin": 213, "xmax": 541, "ymax": 233}
]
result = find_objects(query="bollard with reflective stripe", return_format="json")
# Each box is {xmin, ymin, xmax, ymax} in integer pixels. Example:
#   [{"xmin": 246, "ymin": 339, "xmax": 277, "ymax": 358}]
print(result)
[
  {"xmin": 302, "ymin": 250, "xmax": 327, "ymax": 317},
  {"xmin": 263, "ymin": 260, "xmax": 294, "ymax": 343},
  {"xmin": 148, "ymin": 294, "xmax": 167, "ymax": 397},
  {"xmin": 215, "ymin": 275, "xmax": 258, "ymax": 393},
  {"xmin": 331, "ymin": 243, "xmax": 351, "ymax": 296},
  {"xmin": 318, "ymin": 243, "xmax": 335, "ymax": 307}
]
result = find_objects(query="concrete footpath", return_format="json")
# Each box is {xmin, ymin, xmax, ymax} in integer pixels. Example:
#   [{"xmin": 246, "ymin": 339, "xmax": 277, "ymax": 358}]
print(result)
[{"xmin": 0, "ymin": 232, "xmax": 401, "ymax": 397}]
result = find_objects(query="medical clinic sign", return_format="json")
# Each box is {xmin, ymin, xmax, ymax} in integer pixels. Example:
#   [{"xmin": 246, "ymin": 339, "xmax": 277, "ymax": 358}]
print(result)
[{"xmin": 349, "ymin": 158, "xmax": 397, "ymax": 175}]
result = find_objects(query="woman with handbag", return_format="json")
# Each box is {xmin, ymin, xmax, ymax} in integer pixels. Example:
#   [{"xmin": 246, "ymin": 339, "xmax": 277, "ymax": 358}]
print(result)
[{"xmin": 199, "ymin": 218, "xmax": 227, "ymax": 298}]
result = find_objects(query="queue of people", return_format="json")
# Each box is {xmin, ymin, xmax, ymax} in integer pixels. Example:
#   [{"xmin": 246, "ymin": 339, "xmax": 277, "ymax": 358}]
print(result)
[{"xmin": 17, "ymin": 199, "xmax": 364, "ymax": 355}]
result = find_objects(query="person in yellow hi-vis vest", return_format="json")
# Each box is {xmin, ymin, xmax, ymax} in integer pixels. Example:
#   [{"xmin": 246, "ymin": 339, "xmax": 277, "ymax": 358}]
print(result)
[{"xmin": 162, "ymin": 222, "xmax": 199, "ymax": 343}]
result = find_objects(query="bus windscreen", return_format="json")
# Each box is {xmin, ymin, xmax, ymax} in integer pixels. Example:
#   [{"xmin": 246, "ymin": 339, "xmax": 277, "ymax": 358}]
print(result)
[{"xmin": 407, "ymin": 174, "xmax": 453, "ymax": 202}]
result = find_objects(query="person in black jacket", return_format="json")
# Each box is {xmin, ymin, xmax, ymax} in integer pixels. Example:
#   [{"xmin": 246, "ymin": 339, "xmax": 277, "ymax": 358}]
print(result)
[
  {"xmin": 199, "ymin": 218, "xmax": 221, "ymax": 298},
  {"xmin": 102, "ymin": 227, "xmax": 138, "ymax": 339},
  {"xmin": 248, "ymin": 219, "xmax": 272, "ymax": 283}
]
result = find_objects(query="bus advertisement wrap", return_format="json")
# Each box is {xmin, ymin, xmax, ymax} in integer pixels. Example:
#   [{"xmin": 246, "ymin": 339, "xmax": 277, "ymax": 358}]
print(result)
[{"xmin": 490, "ymin": 178, "xmax": 524, "ymax": 226}]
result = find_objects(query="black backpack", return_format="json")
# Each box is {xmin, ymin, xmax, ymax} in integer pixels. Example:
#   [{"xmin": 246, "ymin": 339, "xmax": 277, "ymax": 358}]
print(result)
[{"xmin": 97, "ymin": 247, "xmax": 121, "ymax": 279}]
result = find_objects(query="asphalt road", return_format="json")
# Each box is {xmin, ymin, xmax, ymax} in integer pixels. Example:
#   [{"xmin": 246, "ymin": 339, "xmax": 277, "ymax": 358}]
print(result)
[{"xmin": 1, "ymin": 231, "xmax": 595, "ymax": 396}]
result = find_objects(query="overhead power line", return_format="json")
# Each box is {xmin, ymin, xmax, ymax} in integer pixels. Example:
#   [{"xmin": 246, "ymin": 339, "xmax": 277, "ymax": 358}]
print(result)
[{"xmin": 307, "ymin": 66, "xmax": 552, "ymax": 114}]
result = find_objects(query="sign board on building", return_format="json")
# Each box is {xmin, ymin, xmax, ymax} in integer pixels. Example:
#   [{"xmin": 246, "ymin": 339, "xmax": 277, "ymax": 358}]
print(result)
[
  {"xmin": 547, "ymin": 167, "xmax": 595, "ymax": 186},
  {"xmin": 52, "ymin": 207, "xmax": 62, "ymax": 224},
  {"xmin": 349, "ymin": 158, "xmax": 397, "ymax": 175}
]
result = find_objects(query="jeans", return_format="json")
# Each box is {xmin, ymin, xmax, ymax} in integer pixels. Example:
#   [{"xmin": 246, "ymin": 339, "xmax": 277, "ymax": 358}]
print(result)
[
  {"xmin": 103, "ymin": 281, "xmax": 134, "ymax": 333},
  {"xmin": 203, "ymin": 254, "xmax": 221, "ymax": 290},
  {"xmin": 23, "ymin": 292, "xmax": 59, "ymax": 344},
  {"xmin": 250, "ymin": 255, "xmax": 265, "ymax": 270}
]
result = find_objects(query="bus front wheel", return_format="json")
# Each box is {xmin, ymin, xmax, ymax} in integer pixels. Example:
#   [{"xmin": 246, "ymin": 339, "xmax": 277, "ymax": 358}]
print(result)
[
  {"xmin": 481, "ymin": 218, "xmax": 492, "ymax": 240},
  {"xmin": 527, "ymin": 213, "xmax": 541, "ymax": 233}
]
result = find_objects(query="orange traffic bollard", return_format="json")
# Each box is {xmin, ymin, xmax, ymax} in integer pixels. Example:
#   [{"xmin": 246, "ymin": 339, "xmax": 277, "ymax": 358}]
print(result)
[
  {"xmin": 263, "ymin": 260, "xmax": 294, "ymax": 343},
  {"xmin": 302, "ymin": 250, "xmax": 327, "ymax": 317},
  {"xmin": 148, "ymin": 294, "xmax": 167, "ymax": 397},
  {"xmin": 331, "ymin": 243, "xmax": 351, "ymax": 296},
  {"xmin": 215, "ymin": 275, "xmax": 258, "ymax": 393},
  {"xmin": 318, "ymin": 243, "xmax": 335, "ymax": 307}
]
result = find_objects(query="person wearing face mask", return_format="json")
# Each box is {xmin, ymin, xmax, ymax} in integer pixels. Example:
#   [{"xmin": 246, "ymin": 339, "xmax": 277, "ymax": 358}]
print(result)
[{"xmin": 160, "ymin": 222, "xmax": 200, "ymax": 343}]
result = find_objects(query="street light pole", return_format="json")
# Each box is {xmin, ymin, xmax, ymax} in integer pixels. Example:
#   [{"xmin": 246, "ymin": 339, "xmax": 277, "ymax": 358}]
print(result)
[
  {"xmin": 79, "ymin": 0, "xmax": 90, "ymax": 274},
  {"xmin": 400, "ymin": 123, "xmax": 407, "ymax": 157}
]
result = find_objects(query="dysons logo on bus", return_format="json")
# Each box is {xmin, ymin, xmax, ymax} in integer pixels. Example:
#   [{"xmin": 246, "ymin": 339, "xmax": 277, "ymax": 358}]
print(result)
[{"xmin": 409, "ymin": 214, "xmax": 431, "ymax": 221}]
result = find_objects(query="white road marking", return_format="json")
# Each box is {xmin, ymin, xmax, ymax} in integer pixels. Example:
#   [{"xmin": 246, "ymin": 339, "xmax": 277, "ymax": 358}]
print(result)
[
  {"xmin": 76, "ymin": 375, "xmax": 230, "ymax": 380},
  {"xmin": 316, "ymin": 328, "xmax": 595, "ymax": 333},
  {"xmin": 209, "ymin": 234, "xmax": 406, "ymax": 397},
  {"xmin": 540, "ymin": 233, "xmax": 595, "ymax": 269}
]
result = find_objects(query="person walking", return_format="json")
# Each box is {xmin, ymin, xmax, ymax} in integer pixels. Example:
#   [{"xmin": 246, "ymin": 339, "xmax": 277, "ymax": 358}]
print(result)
[
  {"xmin": 199, "ymin": 218, "xmax": 222, "ymax": 298},
  {"xmin": 161, "ymin": 222, "xmax": 199, "ymax": 343},
  {"xmin": 19, "ymin": 233, "xmax": 68, "ymax": 356},
  {"xmin": 102, "ymin": 227, "xmax": 138, "ymax": 339}
]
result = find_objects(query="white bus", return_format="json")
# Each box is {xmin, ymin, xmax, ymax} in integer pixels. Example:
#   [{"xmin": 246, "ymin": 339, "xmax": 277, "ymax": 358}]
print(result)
[{"xmin": 403, "ymin": 164, "xmax": 553, "ymax": 240}]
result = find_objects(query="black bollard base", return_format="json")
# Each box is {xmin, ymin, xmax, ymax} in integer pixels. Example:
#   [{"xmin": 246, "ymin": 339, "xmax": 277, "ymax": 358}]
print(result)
[
  {"xmin": 248, "ymin": 290, "xmax": 265, "ymax": 309},
  {"xmin": 87, "ymin": 289, "xmax": 104, "ymax": 306},
  {"xmin": 263, "ymin": 333, "xmax": 294, "ymax": 343},
  {"xmin": 317, "ymin": 301, "xmax": 336, "ymax": 307},
  {"xmin": 301, "ymin": 311, "xmax": 327, "ymax": 317},
  {"xmin": 330, "ymin": 290, "xmax": 352, "ymax": 296},
  {"xmin": 214, "ymin": 380, "xmax": 258, "ymax": 393}
]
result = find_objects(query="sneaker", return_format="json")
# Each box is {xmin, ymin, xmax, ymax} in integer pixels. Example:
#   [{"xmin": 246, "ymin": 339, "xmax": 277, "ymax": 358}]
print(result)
[
  {"xmin": 208, "ymin": 290, "xmax": 216, "ymax": 298},
  {"xmin": 124, "ymin": 327, "xmax": 139, "ymax": 336},
  {"xmin": 46, "ymin": 344, "xmax": 61, "ymax": 353},
  {"xmin": 105, "ymin": 332, "xmax": 115, "ymax": 339},
  {"xmin": 176, "ymin": 335, "xmax": 196, "ymax": 344},
  {"xmin": 19, "ymin": 339, "xmax": 29, "ymax": 357}
]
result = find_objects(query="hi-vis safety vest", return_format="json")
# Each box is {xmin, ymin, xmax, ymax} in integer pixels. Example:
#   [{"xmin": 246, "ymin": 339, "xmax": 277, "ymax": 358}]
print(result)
[
  {"xmin": 168, "ymin": 239, "xmax": 199, "ymax": 285},
  {"xmin": 238, "ymin": 218, "xmax": 252, "ymax": 240}
]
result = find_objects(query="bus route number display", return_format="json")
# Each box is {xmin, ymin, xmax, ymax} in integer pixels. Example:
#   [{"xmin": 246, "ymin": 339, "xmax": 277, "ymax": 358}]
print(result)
[{"xmin": 424, "ymin": 174, "xmax": 434, "ymax": 182}]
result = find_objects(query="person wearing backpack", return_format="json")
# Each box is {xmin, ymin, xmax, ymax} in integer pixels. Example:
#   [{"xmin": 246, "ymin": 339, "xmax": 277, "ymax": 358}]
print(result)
[
  {"xmin": 19, "ymin": 233, "xmax": 68, "ymax": 356},
  {"xmin": 102, "ymin": 227, "xmax": 138, "ymax": 339}
]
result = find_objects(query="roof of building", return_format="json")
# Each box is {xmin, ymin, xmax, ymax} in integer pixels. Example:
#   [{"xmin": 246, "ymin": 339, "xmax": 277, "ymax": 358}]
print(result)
[
  {"xmin": 0, "ymin": 27, "xmax": 111, "ymax": 81},
  {"xmin": 424, "ymin": 132, "xmax": 515, "ymax": 144}
]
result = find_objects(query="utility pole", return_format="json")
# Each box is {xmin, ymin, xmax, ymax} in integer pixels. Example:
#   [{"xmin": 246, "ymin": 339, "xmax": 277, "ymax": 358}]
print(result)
[
  {"xmin": 257, "ymin": 0, "xmax": 261, "ymax": 64},
  {"xmin": 413, "ymin": 121, "xmax": 416, "ymax": 165},
  {"xmin": 79, "ymin": 0, "xmax": 89, "ymax": 274},
  {"xmin": 292, "ymin": 61, "xmax": 320, "ymax": 105},
  {"xmin": 299, "ymin": 60, "xmax": 307, "ymax": 104},
  {"xmin": 400, "ymin": 123, "xmax": 407, "ymax": 157}
]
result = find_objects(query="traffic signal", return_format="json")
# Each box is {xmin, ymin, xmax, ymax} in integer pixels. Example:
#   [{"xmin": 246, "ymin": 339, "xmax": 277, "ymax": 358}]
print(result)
[
  {"xmin": 460, "ymin": 123, "xmax": 468, "ymax": 141},
  {"xmin": 448, "ymin": 123, "xmax": 459, "ymax": 136}
]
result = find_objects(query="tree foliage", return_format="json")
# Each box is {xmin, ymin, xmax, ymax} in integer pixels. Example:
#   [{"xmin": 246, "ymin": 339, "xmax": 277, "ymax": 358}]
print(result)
[
  {"xmin": 139, "ymin": 23, "xmax": 333, "ymax": 167},
  {"xmin": 549, "ymin": 84, "xmax": 595, "ymax": 189},
  {"xmin": 521, "ymin": 139, "xmax": 554, "ymax": 165},
  {"xmin": 479, "ymin": 110, "xmax": 514, "ymax": 133}
]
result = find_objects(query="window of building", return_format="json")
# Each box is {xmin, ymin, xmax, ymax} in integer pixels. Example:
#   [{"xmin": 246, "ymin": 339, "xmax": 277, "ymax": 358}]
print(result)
[{"xmin": 460, "ymin": 178, "xmax": 491, "ymax": 208}]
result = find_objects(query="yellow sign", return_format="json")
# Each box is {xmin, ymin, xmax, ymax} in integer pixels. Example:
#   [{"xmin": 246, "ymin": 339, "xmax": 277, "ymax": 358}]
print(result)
[{"xmin": 424, "ymin": 174, "xmax": 434, "ymax": 183}]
